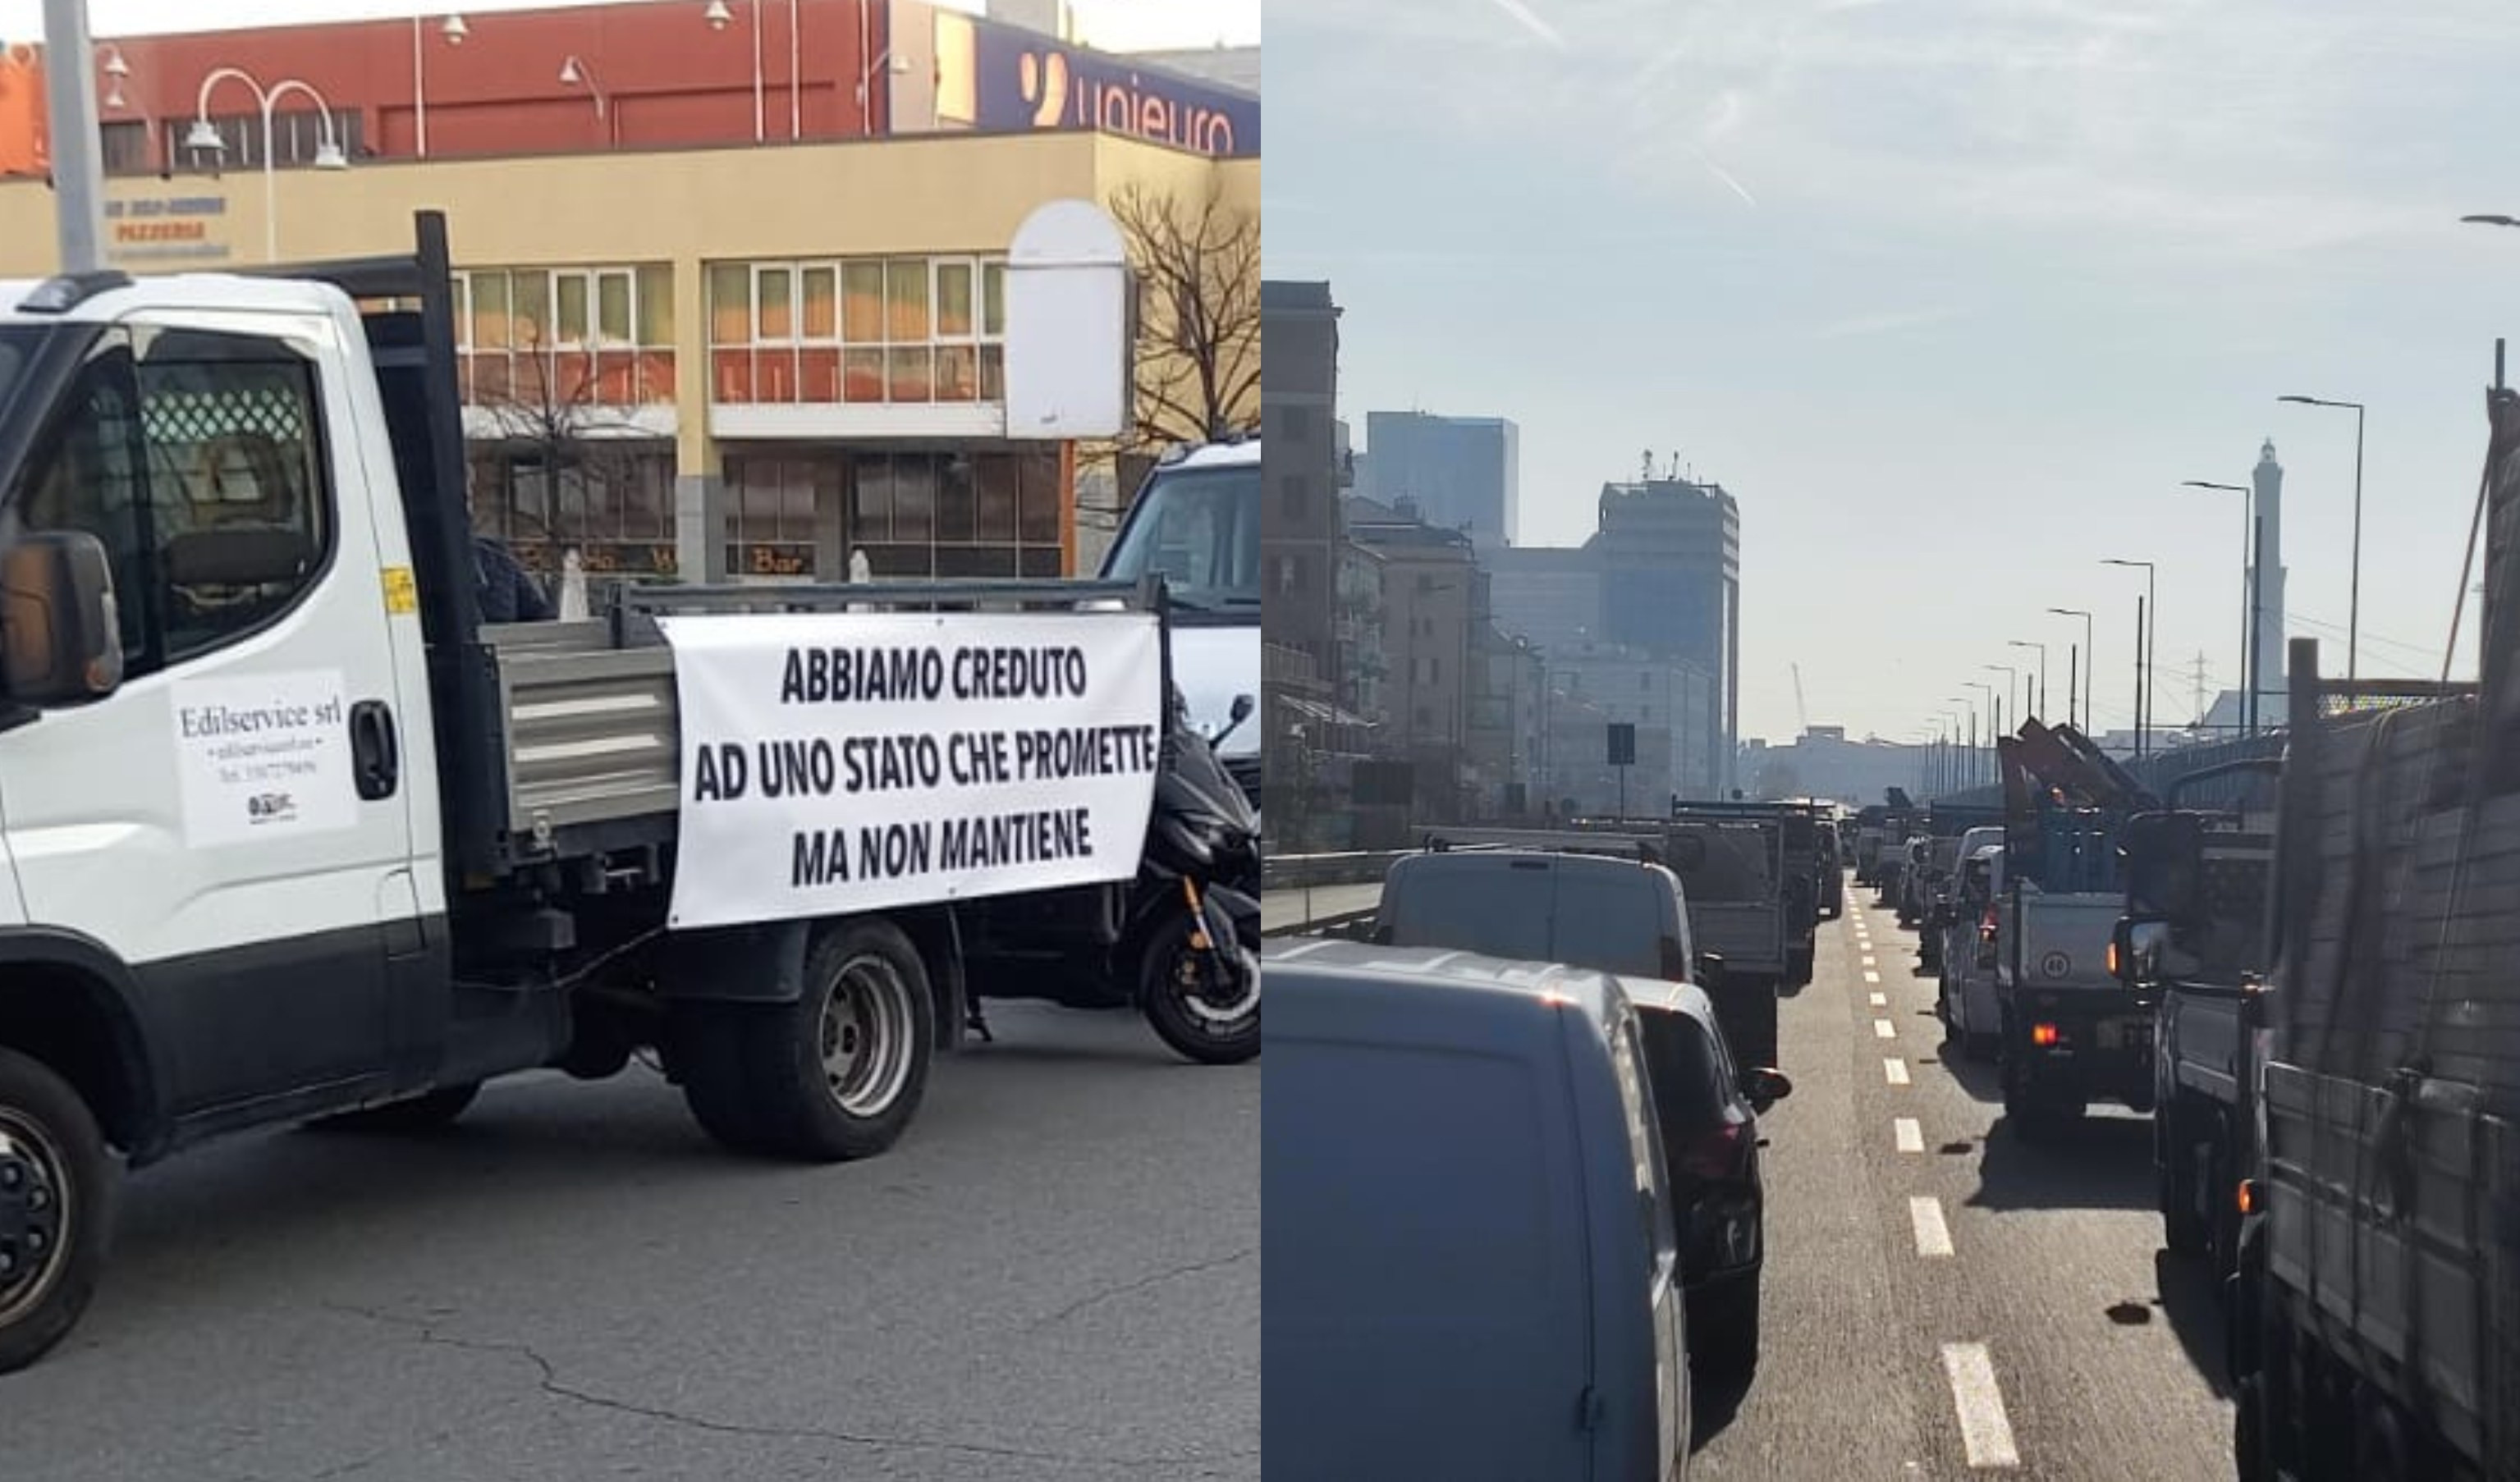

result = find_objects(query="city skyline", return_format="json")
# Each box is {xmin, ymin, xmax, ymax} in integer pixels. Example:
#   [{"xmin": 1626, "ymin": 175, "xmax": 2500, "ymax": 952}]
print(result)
[{"xmin": 1266, "ymin": 0, "xmax": 2520, "ymax": 746}]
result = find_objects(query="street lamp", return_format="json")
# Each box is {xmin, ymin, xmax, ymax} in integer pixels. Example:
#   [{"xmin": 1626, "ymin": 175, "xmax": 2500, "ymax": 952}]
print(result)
[
  {"xmin": 1983, "ymin": 664, "xmax": 2019, "ymax": 747},
  {"xmin": 413, "ymin": 15, "xmax": 468, "ymax": 158},
  {"xmin": 558, "ymin": 55, "xmax": 610, "ymax": 118},
  {"xmin": 2007, "ymin": 639, "xmax": 2047, "ymax": 720},
  {"xmin": 185, "ymin": 67, "xmax": 350, "ymax": 263},
  {"xmin": 2101, "ymin": 558, "xmax": 2156, "ymax": 757},
  {"xmin": 2182, "ymin": 482, "xmax": 2253, "ymax": 734},
  {"xmin": 97, "ymin": 43, "xmax": 129, "ymax": 110},
  {"xmin": 1946, "ymin": 697, "xmax": 1978, "ymax": 789},
  {"xmin": 2278, "ymin": 394, "xmax": 2367, "ymax": 681},
  {"xmin": 1968, "ymin": 681, "xmax": 2000, "ymax": 787},
  {"xmin": 2046, "ymin": 607, "xmax": 2092, "ymax": 730}
]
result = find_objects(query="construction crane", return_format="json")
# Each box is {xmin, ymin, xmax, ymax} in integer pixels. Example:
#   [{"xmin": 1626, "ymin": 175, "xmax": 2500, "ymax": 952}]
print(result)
[{"xmin": 1792, "ymin": 663, "xmax": 1809, "ymax": 734}]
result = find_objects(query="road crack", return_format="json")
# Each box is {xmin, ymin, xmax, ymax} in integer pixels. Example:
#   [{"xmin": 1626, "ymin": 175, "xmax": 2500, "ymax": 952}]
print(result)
[
  {"xmin": 1028, "ymin": 1248, "xmax": 1258, "ymax": 1331},
  {"xmin": 323, "ymin": 1301, "xmax": 1251, "ymax": 1473}
]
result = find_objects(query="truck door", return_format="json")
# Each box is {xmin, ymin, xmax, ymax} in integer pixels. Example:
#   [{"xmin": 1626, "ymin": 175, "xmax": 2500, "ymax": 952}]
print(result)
[{"xmin": 0, "ymin": 314, "xmax": 420, "ymax": 1118}]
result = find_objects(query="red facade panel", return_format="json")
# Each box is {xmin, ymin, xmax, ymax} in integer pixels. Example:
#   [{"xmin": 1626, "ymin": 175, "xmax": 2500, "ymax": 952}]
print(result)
[{"xmin": 73, "ymin": 0, "xmax": 889, "ymax": 172}]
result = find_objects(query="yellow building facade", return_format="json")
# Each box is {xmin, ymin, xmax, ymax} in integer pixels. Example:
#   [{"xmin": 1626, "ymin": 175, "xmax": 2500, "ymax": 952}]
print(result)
[{"xmin": 0, "ymin": 129, "xmax": 1258, "ymax": 583}]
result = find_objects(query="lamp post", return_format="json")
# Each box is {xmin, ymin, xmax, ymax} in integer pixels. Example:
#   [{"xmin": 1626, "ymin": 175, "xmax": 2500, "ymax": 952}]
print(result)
[
  {"xmin": 413, "ymin": 14, "xmax": 468, "ymax": 158},
  {"xmin": 2182, "ymin": 482, "xmax": 2252, "ymax": 734},
  {"xmin": 558, "ymin": 55, "xmax": 614, "ymax": 143},
  {"xmin": 1968, "ymin": 681, "xmax": 2000, "ymax": 785},
  {"xmin": 2007, "ymin": 639, "xmax": 2047, "ymax": 720},
  {"xmin": 1984, "ymin": 664, "xmax": 2018, "ymax": 751},
  {"xmin": 186, "ymin": 68, "xmax": 351, "ymax": 263},
  {"xmin": 2278, "ymin": 395, "xmax": 2366, "ymax": 681},
  {"xmin": 704, "ymin": 0, "xmax": 802, "ymax": 141},
  {"xmin": 2101, "ymin": 558, "xmax": 2156, "ymax": 757},
  {"xmin": 41, "ymin": 0, "xmax": 108, "ymax": 272},
  {"xmin": 1947, "ymin": 696, "xmax": 1977, "ymax": 789},
  {"xmin": 2046, "ymin": 607, "xmax": 2092, "ymax": 730}
]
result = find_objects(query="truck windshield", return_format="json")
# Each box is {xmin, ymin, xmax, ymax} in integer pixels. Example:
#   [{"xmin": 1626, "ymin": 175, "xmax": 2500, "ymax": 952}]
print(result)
[{"xmin": 1100, "ymin": 462, "xmax": 1259, "ymax": 611}]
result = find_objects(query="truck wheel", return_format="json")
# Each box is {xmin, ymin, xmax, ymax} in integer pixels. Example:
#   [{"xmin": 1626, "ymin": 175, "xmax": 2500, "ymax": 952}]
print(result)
[
  {"xmin": 679, "ymin": 920, "xmax": 934, "ymax": 1162},
  {"xmin": 2160, "ymin": 1109, "xmax": 2210, "ymax": 1255},
  {"xmin": 0, "ymin": 1046, "xmax": 113, "ymax": 1376},
  {"xmin": 307, "ymin": 1083, "xmax": 481, "ymax": 1135}
]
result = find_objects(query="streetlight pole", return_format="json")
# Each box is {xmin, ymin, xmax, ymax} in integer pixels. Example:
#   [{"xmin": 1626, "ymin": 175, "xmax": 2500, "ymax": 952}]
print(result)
[
  {"xmin": 41, "ymin": 0, "xmax": 108, "ymax": 272},
  {"xmin": 2278, "ymin": 395, "xmax": 2367, "ymax": 681},
  {"xmin": 1968, "ymin": 681, "xmax": 1999, "ymax": 787},
  {"xmin": 186, "ymin": 68, "xmax": 351, "ymax": 263},
  {"xmin": 2047, "ymin": 607, "xmax": 2093, "ymax": 731},
  {"xmin": 2182, "ymin": 482, "xmax": 2252, "ymax": 734},
  {"xmin": 2102, "ymin": 558, "xmax": 2156, "ymax": 756},
  {"xmin": 2008, "ymin": 639, "xmax": 2047, "ymax": 720}
]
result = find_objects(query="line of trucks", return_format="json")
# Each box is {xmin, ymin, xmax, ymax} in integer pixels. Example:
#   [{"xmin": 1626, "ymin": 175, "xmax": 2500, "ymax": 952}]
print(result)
[
  {"xmin": 1870, "ymin": 359, "xmax": 2520, "ymax": 1480},
  {"xmin": 0, "ymin": 213, "xmax": 1263, "ymax": 1374}
]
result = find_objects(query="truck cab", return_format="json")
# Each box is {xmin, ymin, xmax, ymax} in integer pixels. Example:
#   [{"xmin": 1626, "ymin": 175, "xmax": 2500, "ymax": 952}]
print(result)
[{"xmin": 1098, "ymin": 436, "xmax": 1258, "ymax": 804}]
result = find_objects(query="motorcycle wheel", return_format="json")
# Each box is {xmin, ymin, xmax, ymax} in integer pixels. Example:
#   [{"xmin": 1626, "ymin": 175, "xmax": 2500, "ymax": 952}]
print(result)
[{"xmin": 1141, "ymin": 914, "xmax": 1261, "ymax": 1065}]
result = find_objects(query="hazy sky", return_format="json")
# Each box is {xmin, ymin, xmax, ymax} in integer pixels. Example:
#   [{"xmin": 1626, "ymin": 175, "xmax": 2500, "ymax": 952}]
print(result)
[
  {"xmin": 0, "ymin": 0, "xmax": 1258, "ymax": 52},
  {"xmin": 1266, "ymin": 0, "xmax": 2520, "ymax": 746}
]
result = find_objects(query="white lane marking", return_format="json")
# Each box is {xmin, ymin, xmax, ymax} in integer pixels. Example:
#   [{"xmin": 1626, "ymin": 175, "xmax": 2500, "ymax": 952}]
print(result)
[
  {"xmin": 1864, "ymin": 970, "xmax": 1882, "ymax": 984},
  {"xmin": 1910, "ymin": 1196, "xmax": 1954, "ymax": 1257},
  {"xmin": 1869, "ymin": 991, "xmax": 1887, "ymax": 1007},
  {"xmin": 1885, "ymin": 1058, "xmax": 1912, "ymax": 1085},
  {"xmin": 1940, "ymin": 1342, "xmax": 2021, "ymax": 1468},
  {"xmin": 1862, "ymin": 954, "xmax": 1877, "ymax": 967},
  {"xmin": 1874, "ymin": 1018, "xmax": 1897, "ymax": 1039},
  {"xmin": 1895, "ymin": 1117, "xmax": 1924, "ymax": 1153}
]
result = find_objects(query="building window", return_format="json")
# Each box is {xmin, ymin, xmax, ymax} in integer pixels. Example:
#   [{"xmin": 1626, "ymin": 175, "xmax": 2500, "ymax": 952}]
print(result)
[
  {"xmin": 721, "ymin": 455, "xmax": 829, "ymax": 578},
  {"xmin": 848, "ymin": 449, "xmax": 1063, "ymax": 579},
  {"xmin": 1280, "ymin": 477, "xmax": 1306, "ymax": 521},
  {"xmin": 99, "ymin": 121, "xmax": 151, "ymax": 176},
  {"xmin": 456, "ymin": 265, "xmax": 676, "ymax": 406},
  {"xmin": 473, "ymin": 448, "xmax": 677, "ymax": 579},
  {"xmin": 710, "ymin": 255, "xmax": 1008, "ymax": 406}
]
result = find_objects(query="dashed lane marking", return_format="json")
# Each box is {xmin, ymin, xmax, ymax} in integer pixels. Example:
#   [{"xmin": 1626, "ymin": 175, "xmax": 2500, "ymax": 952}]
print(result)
[
  {"xmin": 1885, "ymin": 1058, "xmax": 1911, "ymax": 1085},
  {"xmin": 1940, "ymin": 1342, "xmax": 2022, "ymax": 1468},
  {"xmin": 1874, "ymin": 1018, "xmax": 1897, "ymax": 1039},
  {"xmin": 1864, "ymin": 970, "xmax": 1882, "ymax": 984},
  {"xmin": 1869, "ymin": 991, "xmax": 1888, "ymax": 1007},
  {"xmin": 1863, "ymin": 954, "xmax": 1878, "ymax": 967},
  {"xmin": 1910, "ymin": 1196, "xmax": 1954, "ymax": 1257},
  {"xmin": 1895, "ymin": 1117, "xmax": 1924, "ymax": 1153}
]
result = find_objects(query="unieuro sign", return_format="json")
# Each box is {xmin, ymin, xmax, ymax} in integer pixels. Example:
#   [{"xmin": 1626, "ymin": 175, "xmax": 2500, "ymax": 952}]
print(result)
[{"xmin": 933, "ymin": 11, "xmax": 1257, "ymax": 158}]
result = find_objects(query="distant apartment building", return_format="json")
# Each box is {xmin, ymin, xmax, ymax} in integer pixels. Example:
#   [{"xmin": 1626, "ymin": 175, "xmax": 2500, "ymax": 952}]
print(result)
[
  {"xmin": 1349, "ymin": 496, "xmax": 1482, "ymax": 822},
  {"xmin": 1363, "ymin": 410, "xmax": 1520, "ymax": 553},
  {"xmin": 1542, "ymin": 639, "xmax": 1720, "ymax": 810}
]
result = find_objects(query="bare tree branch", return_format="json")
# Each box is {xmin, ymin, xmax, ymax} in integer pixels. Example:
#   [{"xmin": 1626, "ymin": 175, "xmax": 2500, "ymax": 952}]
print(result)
[{"xmin": 1099, "ymin": 178, "xmax": 1262, "ymax": 457}]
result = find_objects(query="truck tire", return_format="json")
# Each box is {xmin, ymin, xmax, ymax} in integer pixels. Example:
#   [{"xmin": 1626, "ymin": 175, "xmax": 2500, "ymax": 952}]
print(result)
[
  {"xmin": 307, "ymin": 1083, "xmax": 481, "ymax": 1135},
  {"xmin": 0, "ymin": 1046, "xmax": 113, "ymax": 1376},
  {"xmin": 2160, "ymin": 1107, "xmax": 2211, "ymax": 1256},
  {"xmin": 679, "ymin": 920, "xmax": 934, "ymax": 1162}
]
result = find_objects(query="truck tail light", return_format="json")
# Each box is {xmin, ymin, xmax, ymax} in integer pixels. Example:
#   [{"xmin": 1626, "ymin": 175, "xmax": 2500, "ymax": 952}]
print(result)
[
  {"xmin": 2030, "ymin": 1022, "xmax": 2061, "ymax": 1048},
  {"xmin": 2238, "ymin": 1178, "xmax": 2260, "ymax": 1215},
  {"xmin": 1978, "ymin": 907, "xmax": 1998, "ymax": 941}
]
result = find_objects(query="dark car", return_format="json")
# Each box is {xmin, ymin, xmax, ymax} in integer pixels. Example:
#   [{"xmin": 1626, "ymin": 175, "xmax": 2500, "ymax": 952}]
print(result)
[
  {"xmin": 1370, "ymin": 846, "xmax": 1791, "ymax": 1383},
  {"xmin": 1624, "ymin": 976, "xmax": 1789, "ymax": 1383}
]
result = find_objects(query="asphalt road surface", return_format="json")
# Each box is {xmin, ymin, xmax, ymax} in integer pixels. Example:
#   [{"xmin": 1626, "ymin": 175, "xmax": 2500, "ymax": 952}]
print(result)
[
  {"xmin": 1273, "ymin": 872, "xmax": 2235, "ymax": 1478},
  {"xmin": 0, "ymin": 1004, "xmax": 1258, "ymax": 1482}
]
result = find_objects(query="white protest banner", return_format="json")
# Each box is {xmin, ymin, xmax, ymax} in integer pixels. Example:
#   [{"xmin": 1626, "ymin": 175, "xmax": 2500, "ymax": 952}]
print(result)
[{"xmin": 659, "ymin": 610, "xmax": 1165, "ymax": 930}]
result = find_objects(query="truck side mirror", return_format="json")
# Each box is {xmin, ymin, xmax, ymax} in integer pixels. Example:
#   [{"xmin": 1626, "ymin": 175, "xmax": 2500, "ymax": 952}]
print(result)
[
  {"xmin": 1, "ymin": 532, "xmax": 123, "ymax": 706},
  {"xmin": 1694, "ymin": 949, "xmax": 1726, "ymax": 988},
  {"xmin": 2110, "ymin": 916, "xmax": 2170, "ymax": 985}
]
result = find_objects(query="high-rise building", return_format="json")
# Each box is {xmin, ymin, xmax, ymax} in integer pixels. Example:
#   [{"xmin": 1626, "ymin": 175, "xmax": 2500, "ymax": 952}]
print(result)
[
  {"xmin": 1261, "ymin": 281, "xmax": 1344, "ymax": 690},
  {"xmin": 1595, "ymin": 477, "xmax": 1741, "ymax": 796},
  {"xmin": 1489, "ymin": 545, "xmax": 1606, "ymax": 660},
  {"xmin": 1363, "ymin": 411, "xmax": 1520, "ymax": 552}
]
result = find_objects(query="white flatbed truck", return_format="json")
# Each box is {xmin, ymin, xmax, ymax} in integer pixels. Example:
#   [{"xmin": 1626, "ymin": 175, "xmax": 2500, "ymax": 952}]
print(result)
[{"xmin": 0, "ymin": 212, "xmax": 1167, "ymax": 1371}]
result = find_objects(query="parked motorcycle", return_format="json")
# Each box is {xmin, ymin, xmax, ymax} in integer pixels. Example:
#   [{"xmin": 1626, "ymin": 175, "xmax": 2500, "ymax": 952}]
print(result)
[{"xmin": 962, "ymin": 689, "xmax": 1262, "ymax": 1064}]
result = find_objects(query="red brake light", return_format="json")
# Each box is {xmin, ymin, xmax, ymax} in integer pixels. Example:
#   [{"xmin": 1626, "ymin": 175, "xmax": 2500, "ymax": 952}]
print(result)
[
  {"xmin": 2030, "ymin": 1022, "xmax": 2061, "ymax": 1047},
  {"xmin": 1978, "ymin": 907, "xmax": 1998, "ymax": 940}
]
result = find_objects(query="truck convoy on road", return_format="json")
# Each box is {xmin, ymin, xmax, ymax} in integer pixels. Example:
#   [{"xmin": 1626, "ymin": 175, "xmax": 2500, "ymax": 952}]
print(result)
[{"xmin": 0, "ymin": 213, "xmax": 1256, "ymax": 1374}]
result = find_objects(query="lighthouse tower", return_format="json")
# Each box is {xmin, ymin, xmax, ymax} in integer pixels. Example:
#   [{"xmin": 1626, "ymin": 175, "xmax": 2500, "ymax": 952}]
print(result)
[{"xmin": 2252, "ymin": 439, "xmax": 2286, "ymax": 716}]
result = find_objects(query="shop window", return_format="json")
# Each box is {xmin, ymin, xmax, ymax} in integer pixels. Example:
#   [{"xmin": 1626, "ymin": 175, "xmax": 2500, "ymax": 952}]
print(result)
[
  {"xmin": 723, "ymin": 455, "xmax": 827, "ymax": 578},
  {"xmin": 935, "ymin": 455, "xmax": 976, "ymax": 544}
]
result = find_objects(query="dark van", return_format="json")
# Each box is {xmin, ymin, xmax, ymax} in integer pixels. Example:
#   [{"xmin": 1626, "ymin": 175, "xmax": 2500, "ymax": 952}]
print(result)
[{"xmin": 1264, "ymin": 940, "xmax": 1693, "ymax": 1480}]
